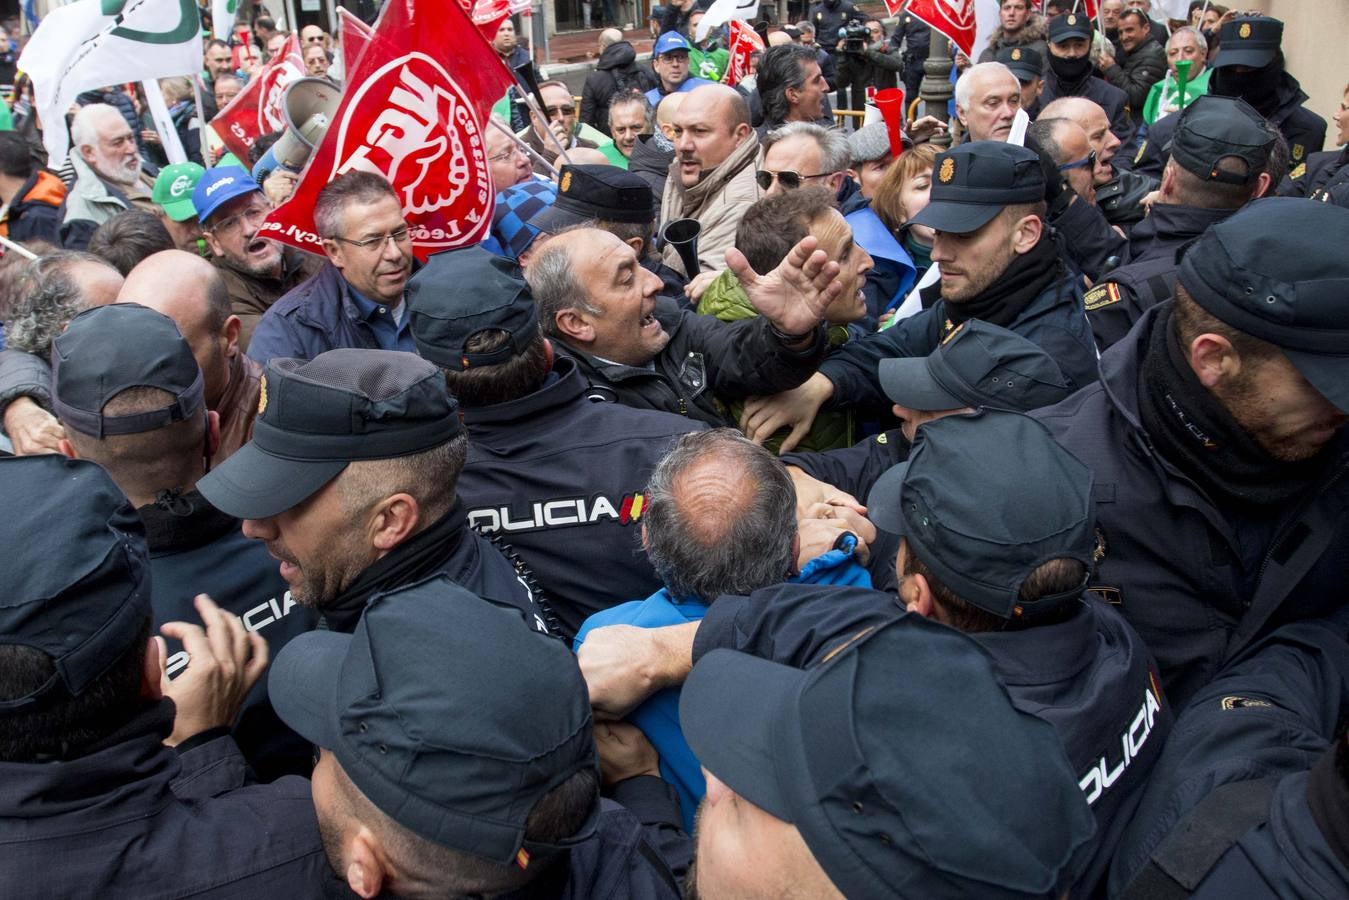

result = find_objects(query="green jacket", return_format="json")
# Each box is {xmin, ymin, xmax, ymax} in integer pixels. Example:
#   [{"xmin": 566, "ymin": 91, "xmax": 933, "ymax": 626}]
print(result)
[
  {"xmin": 1141, "ymin": 67, "xmax": 1211, "ymax": 125},
  {"xmin": 691, "ymin": 46, "xmax": 730, "ymax": 82},
  {"xmin": 698, "ymin": 270, "xmax": 855, "ymax": 452}
]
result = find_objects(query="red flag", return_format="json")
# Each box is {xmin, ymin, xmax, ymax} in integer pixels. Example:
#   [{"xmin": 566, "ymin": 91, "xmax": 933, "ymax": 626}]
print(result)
[
  {"xmin": 882, "ymin": 0, "xmax": 904, "ymax": 16},
  {"xmin": 906, "ymin": 0, "xmax": 977, "ymax": 59},
  {"xmin": 463, "ymin": 0, "xmax": 512, "ymax": 41},
  {"xmin": 259, "ymin": 0, "xmax": 517, "ymax": 261},
  {"xmin": 210, "ymin": 35, "xmax": 306, "ymax": 164},
  {"xmin": 721, "ymin": 20, "xmax": 764, "ymax": 88},
  {"xmin": 337, "ymin": 7, "xmax": 375, "ymax": 78}
]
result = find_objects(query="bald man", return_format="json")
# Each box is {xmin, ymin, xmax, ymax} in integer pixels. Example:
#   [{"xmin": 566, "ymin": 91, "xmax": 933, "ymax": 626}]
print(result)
[
  {"xmin": 120, "ymin": 250, "xmax": 262, "ymax": 462},
  {"xmin": 1041, "ymin": 95, "xmax": 1122, "ymax": 187},
  {"xmin": 660, "ymin": 84, "xmax": 760, "ymax": 276}
]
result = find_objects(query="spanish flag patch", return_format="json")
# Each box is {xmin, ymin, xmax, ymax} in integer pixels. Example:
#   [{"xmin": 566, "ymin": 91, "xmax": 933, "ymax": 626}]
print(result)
[{"xmin": 1084, "ymin": 283, "xmax": 1122, "ymax": 311}]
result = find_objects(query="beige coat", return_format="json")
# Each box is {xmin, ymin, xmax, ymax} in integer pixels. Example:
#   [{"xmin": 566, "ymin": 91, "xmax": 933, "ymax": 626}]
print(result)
[{"xmin": 659, "ymin": 132, "xmax": 761, "ymax": 277}]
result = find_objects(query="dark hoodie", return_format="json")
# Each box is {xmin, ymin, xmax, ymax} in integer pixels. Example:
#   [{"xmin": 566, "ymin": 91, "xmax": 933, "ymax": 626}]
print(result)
[
  {"xmin": 581, "ymin": 40, "xmax": 657, "ymax": 135},
  {"xmin": 628, "ymin": 132, "xmax": 674, "ymax": 220},
  {"xmin": 1, "ymin": 170, "xmax": 65, "ymax": 245}
]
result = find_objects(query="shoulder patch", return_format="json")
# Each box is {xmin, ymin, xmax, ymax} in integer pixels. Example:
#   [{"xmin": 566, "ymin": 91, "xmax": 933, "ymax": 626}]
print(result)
[
  {"xmin": 875, "ymin": 432, "xmax": 888, "ymax": 444},
  {"xmin": 1221, "ymin": 696, "xmax": 1274, "ymax": 711},
  {"xmin": 1288, "ymin": 162, "xmax": 1306, "ymax": 180},
  {"xmin": 1133, "ymin": 139, "xmax": 1147, "ymax": 167},
  {"xmin": 1292, "ymin": 143, "xmax": 1305, "ymax": 161},
  {"xmin": 1084, "ymin": 282, "xmax": 1122, "ymax": 311}
]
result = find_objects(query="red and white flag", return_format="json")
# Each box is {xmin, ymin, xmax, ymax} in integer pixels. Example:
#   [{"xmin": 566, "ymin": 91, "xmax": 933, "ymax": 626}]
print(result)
[
  {"xmin": 210, "ymin": 34, "xmax": 305, "ymax": 163},
  {"xmin": 906, "ymin": 0, "xmax": 978, "ymax": 59},
  {"xmin": 721, "ymin": 20, "xmax": 764, "ymax": 88},
  {"xmin": 463, "ymin": 0, "xmax": 512, "ymax": 41},
  {"xmin": 337, "ymin": 7, "xmax": 375, "ymax": 78},
  {"xmin": 259, "ymin": 0, "xmax": 516, "ymax": 261}
]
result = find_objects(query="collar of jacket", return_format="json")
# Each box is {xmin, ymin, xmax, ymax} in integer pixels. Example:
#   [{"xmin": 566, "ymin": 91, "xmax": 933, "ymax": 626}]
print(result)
[
  {"xmin": 139, "ymin": 489, "xmax": 238, "ymax": 555},
  {"xmin": 1128, "ymin": 203, "xmax": 1233, "ymax": 254},
  {"xmin": 69, "ymin": 151, "xmax": 149, "ymax": 204},
  {"xmin": 670, "ymin": 130, "xmax": 760, "ymax": 212},
  {"xmin": 0, "ymin": 700, "xmax": 179, "ymax": 824},
  {"xmin": 461, "ymin": 356, "xmax": 586, "ymax": 429},
  {"xmin": 217, "ymin": 244, "xmax": 311, "ymax": 290},
  {"xmin": 969, "ymin": 599, "xmax": 1101, "ymax": 687},
  {"xmin": 986, "ymin": 14, "xmax": 1047, "ymax": 50},
  {"xmin": 1265, "ymin": 71, "xmax": 1311, "ymax": 127}
]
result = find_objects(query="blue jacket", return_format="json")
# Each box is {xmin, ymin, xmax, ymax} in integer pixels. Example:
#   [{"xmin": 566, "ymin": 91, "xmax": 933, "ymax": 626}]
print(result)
[
  {"xmin": 844, "ymin": 204, "xmax": 917, "ymax": 318},
  {"xmin": 247, "ymin": 260, "xmax": 384, "ymax": 364},
  {"xmin": 573, "ymin": 539, "xmax": 871, "ymax": 831}
]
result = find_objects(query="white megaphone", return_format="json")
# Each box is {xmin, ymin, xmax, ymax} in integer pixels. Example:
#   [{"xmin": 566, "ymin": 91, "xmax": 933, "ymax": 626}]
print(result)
[{"xmin": 271, "ymin": 77, "xmax": 343, "ymax": 172}]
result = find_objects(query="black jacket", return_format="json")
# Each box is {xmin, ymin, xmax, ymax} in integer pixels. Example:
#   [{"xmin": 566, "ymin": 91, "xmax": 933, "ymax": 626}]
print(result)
[
  {"xmin": 1036, "ymin": 71, "xmax": 1134, "ymax": 146},
  {"xmin": 1278, "ymin": 145, "xmax": 1349, "ymax": 203},
  {"xmin": 1102, "ymin": 38, "xmax": 1167, "ymax": 113},
  {"xmin": 1051, "ymin": 192, "xmax": 1132, "ymax": 284},
  {"xmin": 690, "ymin": 583, "xmax": 1170, "ymax": 897},
  {"xmin": 807, "ymin": 0, "xmax": 862, "ymax": 54},
  {"xmin": 581, "ymin": 41, "xmax": 658, "ymax": 135},
  {"xmin": 457, "ymin": 358, "xmax": 705, "ymax": 639},
  {"xmin": 1034, "ymin": 304, "xmax": 1349, "ymax": 709},
  {"xmin": 629, "ymin": 134, "xmax": 675, "ymax": 221},
  {"xmin": 142, "ymin": 492, "xmax": 319, "ymax": 781},
  {"xmin": 0, "ymin": 702, "xmax": 338, "ymax": 897},
  {"xmin": 554, "ymin": 296, "xmax": 828, "ymax": 427},
  {"xmin": 1083, "ymin": 203, "xmax": 1234, "ymax": 350}
]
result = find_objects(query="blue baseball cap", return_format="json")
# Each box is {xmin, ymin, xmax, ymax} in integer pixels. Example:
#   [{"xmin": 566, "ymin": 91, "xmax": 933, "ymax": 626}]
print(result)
[
  {"xmin": 192, "ymin": 165, "xmax": 262, "ymax": 225},
  {"xmin": 654, "ymin": 31, "xmax": 692, "ymax": 56}
]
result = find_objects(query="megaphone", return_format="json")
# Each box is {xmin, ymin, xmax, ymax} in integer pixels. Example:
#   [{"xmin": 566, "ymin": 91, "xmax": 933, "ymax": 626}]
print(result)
[
  {"xmin": 872, "ymin": 87, "xmax": 906, "ymax": 159},
  {"xmin": 661, "ymin": 218, "xmax": 701, "ymax": 278},
  {"xmin": 271, "ymin": 77, "xmax": 343, "ymax": 172}
]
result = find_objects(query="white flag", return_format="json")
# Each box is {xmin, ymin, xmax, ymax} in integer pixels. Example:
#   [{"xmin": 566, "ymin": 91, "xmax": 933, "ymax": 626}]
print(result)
[
  {"xmin": 19, "ymin": 0, "xmax": 203, "ymax": 166},
  {"xmin": 213, "ymin": 0, "xmax": 238, "ymax": 41},
  {"xmin": 695, "ymin": 0, "xmax": 758, "ymax": 43}
]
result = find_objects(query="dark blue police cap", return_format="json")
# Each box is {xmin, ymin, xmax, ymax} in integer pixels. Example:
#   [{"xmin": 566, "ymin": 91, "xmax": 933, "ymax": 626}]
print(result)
[
  {"xmin": 408, "ymin": 246, "xmax": 539, "ymax": 371},
  {"xmin": 680, "ymin": 614, "xmax": 1096, "ymax": 899},
  {"xmin": 1048, "ymin": 12, "xmax": 1093, "ymax": 44},
  {"xmin": 198, "ymin": 349, "xmax": 462, "ymax": 520},
  {"xmin": 908, "ymin": 141, "xmax": 1046, "ymax": 234},
  {"xmin": 0, "ymin": 456, "xmax": 150, "ymax": 712},
  {"xmin": 1167, "ymin": 95, "xmax": 1275, "ymax": 185},
  {"xmin": 868, "ymin": 410, "xmax": 1096, "ymax": 620},
  {"xmin": 995, "ymin": 45, "xmax": 1042, "ymax": 82},
  {"xmin": 529, "ymin": 164, "xmax": 655, "ymax": 233},
  {"xmin": 1178, "ymin": 198, "xmax": 1349, "ymax": 413},
  {"xmin": 879, "ymin": 319, "xmax": 1073, "ymax": 413},
  {"xmin": 270, "ymin": 575, "xmax": 596, "ymax": 866},
  {"xmin": 51, "ymin": 303, "xmax": 205, "ymax": 439},
  {"xmin": 1212, "ymin": 16, "xmax": 1282, "ymax": 70}
]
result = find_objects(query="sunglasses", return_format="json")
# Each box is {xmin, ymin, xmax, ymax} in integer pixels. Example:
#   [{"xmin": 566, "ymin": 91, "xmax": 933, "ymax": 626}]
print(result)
[
  {"xmin": 755, "ymin": 169, "xmax": 835, "ymax": 190},
  {"xmin": 1058, "ymin": 149, "xmax": 1098, "ymax": 172}
]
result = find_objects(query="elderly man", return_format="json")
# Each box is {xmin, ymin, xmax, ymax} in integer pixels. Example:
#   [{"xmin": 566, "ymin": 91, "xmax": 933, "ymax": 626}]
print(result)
[
  {"xmin": 485, "ymin": 115, "xmax": 535, "ymax": 191},
  {"xmin": 758, "ymin": 121, "xmax": 849, "ymax": 197},
  {"xmin": 954, "ymin": 62, "xmax": 1023, "ymax": 142},
  {"xmin": 303, "ymin": 43, "xmax": 330, "ymax": 79},
  {"xmin": 192, "ymin": 166, "xmax": 319, "ymax": 351},
  {"xmin": 518, "ymin": 80, "xmax": 610, "ymax": 175},
  {"xmin": 1036, "ymin": 13, "xmax": 1132, "ymax": 144},
  {"xmin": 1099, "ymin": 7, "xmax": 1167, "ymax": 112},
  {"xmin": 527, "ymin": 225, "xmax": 838, "ymax": 426},
  {"xmin": 1028, "ymin": 116, "xmax": 1098, "ymax": 204},
  {"xmin": 644, "ymin": 32, "xmax": 713, "ymax": 107},
  {"xmin": 660, "ymin": 84, "xmax": 760, "ymax": 276},
  {"xmin": 248, "ymin": 171, "xmax": 415, "ymax": 363},
  {"xmin": 213, "ymin": 73, "xmax": 243, "ymax": 111},
  {"xmin": 1100, "ymin": 0, "xmax": 1125, "ymax": 41},
  {"xmin": 756, "ymin": 43, "xmax": 831, "ymax": 133},
  {"xmin": 59, "ymin": 104, "xmax": 159, "ymax": 249},
  {"xmin": 607, "ymin": 91, "xmax": 651, "ymax": 163},
  {"xmin": 1142, "ymin": 26, "xmax": 1211, "ymax": 124}
]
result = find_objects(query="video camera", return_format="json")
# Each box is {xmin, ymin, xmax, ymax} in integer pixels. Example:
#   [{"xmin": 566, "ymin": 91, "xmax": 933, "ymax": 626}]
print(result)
[{"xmin": 838, "ymin": 19, "xmax": 869, "ymax": 54}]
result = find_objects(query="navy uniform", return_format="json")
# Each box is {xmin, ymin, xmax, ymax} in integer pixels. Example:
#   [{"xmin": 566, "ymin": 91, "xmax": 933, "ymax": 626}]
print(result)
[
  {"xmin": 817, "ymin": 142, "xmax": 1099, "ymax": 417},
  {"xmin": 1085, "ymin": 95, "xmax": 1277, "ymax": 350},
  {"xmin": 1279, "ymin": 145, "xmax": 1349, "ymax": 203},
  {"xmin": 1134, "ymin": 17, "xmax": 1326, "ymax": 180},
  {"xmin": 893, "ymin": 12, "xmax": 929, "ymax": 101},
  {"xmin": 692, "ymin": 412, "xmax": 1167, "ymax": 896},
  {"xmin": 1035, "ymin": 14, "xmax": 1134, "ymax": 145},
  {"xmin": 1109, "ymin": 612, "xmax": 1349, "ymax": 897},
  {"xmin": 198, "ymin": 349, "xmax": 552, "ymax": 637},
  {"xmin": 271, "ymin": 577, "xmax": 685, "ymax": 899},
  {"xmin": 1035, "ymin": 199, "xmax": 1349, "ymax": 710},
  {"xmin": 406, "ymin": 246, "xmax": 706, "ymax": 639}
]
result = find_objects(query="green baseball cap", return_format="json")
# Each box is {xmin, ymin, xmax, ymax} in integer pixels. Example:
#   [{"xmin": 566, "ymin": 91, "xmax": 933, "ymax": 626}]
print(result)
[{"xmin": 152, "ymin": 162, "xmax": 206, "ymax": 222}]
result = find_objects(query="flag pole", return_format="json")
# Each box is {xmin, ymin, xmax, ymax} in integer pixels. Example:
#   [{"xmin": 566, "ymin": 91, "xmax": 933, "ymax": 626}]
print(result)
[
  {"xmin": 0, "ymin": 235, "xmax": 38, "ymax": 259},
  {"xmin": 191, "ymin": 76, "xmax": 212, "ymax": 165}
]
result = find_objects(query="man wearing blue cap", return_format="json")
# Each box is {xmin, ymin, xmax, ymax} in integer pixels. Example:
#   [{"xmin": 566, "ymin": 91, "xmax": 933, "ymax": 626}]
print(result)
[
  {"xmin": 644, "ymin": 33, "xmax": 715, "ymax": 107},
  {"xmin": 193, "ymin": 165, "xmax": 319, "ymax": 351},
  {"xmin": 1035, "ymin": 198, "xmax": 1349, "ymax": 710}
]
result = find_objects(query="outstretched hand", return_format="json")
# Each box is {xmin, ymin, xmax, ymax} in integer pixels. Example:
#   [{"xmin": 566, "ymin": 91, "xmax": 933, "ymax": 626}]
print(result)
[
  {"xmin": 726, "ymin": 234, "xmax": 842, "ymax": 337},
  {"xmin": 159, "ymin": 594, "xmax": 268, "ymax": 746}
]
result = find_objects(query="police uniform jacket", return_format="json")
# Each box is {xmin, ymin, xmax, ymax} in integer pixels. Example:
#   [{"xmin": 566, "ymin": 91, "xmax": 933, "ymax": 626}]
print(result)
[
  {"xmin": 1035, "ymin": 72, "xmax": 1134, "ymax": 146},
  {"xmin": 1108, "ymin": 615, "xmax": 1349, "ymax": 897},
  {"xmin": 0, "ymin": 701, "xmax": 338, "ymax": 897},
  {"xmin": 808, "ymin": 0, "xmax": 862, "ymax": 55},
  {"xmin": 457, "ymin": 357, "xmax": 705, "ymax": 639},
  {"xmin": 818, "ymin": 263, "xmax": 1099, "ymax": 413},
  {"xmin": 554, "ymin": 296, "xmax": 828, "ymax": 427},
  {"xmin": 1052, "ymin": 192, "xmax": 1132, "ymax": 284},
  {"xmin": 142, "ymin": 492, "xmax": 319, "ymax": 781},
  {"xmin": 1084, "ymin": 203, "xmax": 1234, "ymax": 350},
  {"xmin": 1034, "ymin": 304, "xmax": 1349, "ymax": 709},
  {"xmin": 1278, "ymin": 145, "xmax": 1349, "ymax": 203},
  {"xmin": 688, "ymin": 582, "xmax": 1170, "ymax": 897}
]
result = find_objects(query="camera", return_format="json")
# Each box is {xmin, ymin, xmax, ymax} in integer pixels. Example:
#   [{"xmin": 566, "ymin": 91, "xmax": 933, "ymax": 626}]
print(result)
[{"xmin": 838, "ymin": 19, "xmax": 869, "ymax": 54}]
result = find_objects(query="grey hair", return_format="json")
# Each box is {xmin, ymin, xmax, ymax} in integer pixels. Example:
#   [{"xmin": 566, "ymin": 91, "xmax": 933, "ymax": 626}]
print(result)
[
  {"xmin": 955, "ymin": 62, "xmax": 1016, "ymax": 111},
  {"xmin": 527, "ymin": 241, "xmax": 602, "ymax": 337},
  {"xmin": 1026, "ymin": 117, "xmax": 1074, "ymax": 165},
  {"xmin": 7, "ymin": 251, "xmax": 116, "ymax": 358},
  {"xmin": 1168, "ymin": 25, "xmax": 1208, "ymax": 56},
  {"xmin": 608, "ymin": 90, "xmax": 654, "ymax": 130},
  {"xmin": 763, "ymin": 121, "xmax": 851, "ymax": 173},
  {"xmin": 642, "ymin": 429, "xmax": 798, "ymax": 601},
  {"xmin": 70, "ymin": 104, "xmax": 124, "ymax": 150}
]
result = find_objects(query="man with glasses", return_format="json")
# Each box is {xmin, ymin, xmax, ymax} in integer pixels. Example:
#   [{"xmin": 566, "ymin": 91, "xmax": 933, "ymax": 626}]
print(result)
[
  {"xmin": 643, "ymin": 33, "xmax": 714, "ymax": 108},
  {"xmin": 192, "ymin": 166, "xmax": 320, "ymax": 352},
  {"xmin": 758, "ymin": 121, "xmax": 849, "ymax": 198},
  {"xmin": 518, "ymin": 80, "xmax": 611, "ymax": 176},
  {"xmin": 485, "ymin": 114, "xmax": 537, "ymax": 191},
  {"xmin": 247, "ymin": 171, "xmax": 416, "ymax": 364},
  {"xmin": 1027, "ymin": 116, "xmax": 1098, "ymax": 205}
]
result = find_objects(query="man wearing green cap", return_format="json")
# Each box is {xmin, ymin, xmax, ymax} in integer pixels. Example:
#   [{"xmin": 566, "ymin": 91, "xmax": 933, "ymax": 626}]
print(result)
[{"xmin": 151, "ymin": 162, "xmax": 207, "ymax": 255}]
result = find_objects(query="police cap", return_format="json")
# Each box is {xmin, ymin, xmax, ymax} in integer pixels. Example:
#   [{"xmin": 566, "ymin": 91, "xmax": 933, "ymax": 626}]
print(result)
[
  {"xmin": 408, "ymin": 246, "xmax": 538, "ymax": 371},
  {"xmin": 1167, "ymin": 95, "xmax": 1276, "ymax": 185},
  {"xmin": 1048, "ymin": 12, "xmax": 1093, "ymax": 44},
  {"xmin": 995, "ymin": 45, "xmax": 1042, "ymax": 82},
  {"xmin": 908, "ymin": 141, "xmax": 1045, "ymax": 234},
  {"xmin": 1211, "ymin": 16, "xmax": 1282, "ymax": 70},
  {"xmin": 529, "ymin": 164, "xmax": 655, "ymax": 233}
]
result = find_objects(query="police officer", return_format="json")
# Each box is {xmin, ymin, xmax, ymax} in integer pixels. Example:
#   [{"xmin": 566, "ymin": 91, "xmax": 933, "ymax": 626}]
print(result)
[
  {"xmin": 1034, "ymin": 198, "xmax": 1349, "ymax": 710},
  {"xmin": 270, "ymin": 576, "xmax": 685, "ymax": 898},
  {"xmin": 1135, "ymin": 17, "xmax": 1326, "ymax": 180},
  {"xmin": 997, "ymin": 44, "xmax": 1045, "ymax": 111},
  {"xmin": 407, "ymin": 247, "xmax": 705, "ymax": 639},
  {"xmin": 1085, "ymin": 95, "xmax": 1277, "ymax": 350},
  {"xmin": 1278, "ymin": 83, "xmax": 1349, "ymax": 203},
  {"xmin": 0, "ymin": 455, "xmax": 336, "ymax": 894},
  {"xmin": 892, "ymin": 9, "xmax": 930, "ymax": 102},
  {"xmin": 50, "ymin": 303, "xmax": 317, "ymax": 780},
  {"xmin": 197, "ymin": 348, "xmax": 549, "ymax": 635},
  {"xmin": 679, "ymin": 612, "xmax": 1095, "ymax": 899},
  {"xmin": 1036, "ymin": 13, "xmax": 1133, "ymax": 145}
]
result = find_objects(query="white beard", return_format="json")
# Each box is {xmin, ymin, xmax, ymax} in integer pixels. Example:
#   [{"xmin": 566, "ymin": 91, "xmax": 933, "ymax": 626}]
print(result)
[{"xmin": 95, "ymin": 149, "xmax": 141, "ymax": 187}]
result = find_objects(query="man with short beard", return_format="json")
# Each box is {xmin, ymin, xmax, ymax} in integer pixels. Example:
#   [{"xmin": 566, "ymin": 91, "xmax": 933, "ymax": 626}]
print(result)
[
  {"xmin": 59, "ymin": 104, "xmax": 159, "ymax": 250},
  {"xmin": 192, "ymin": 167, "xmax": 320, "ymax": 352}
]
